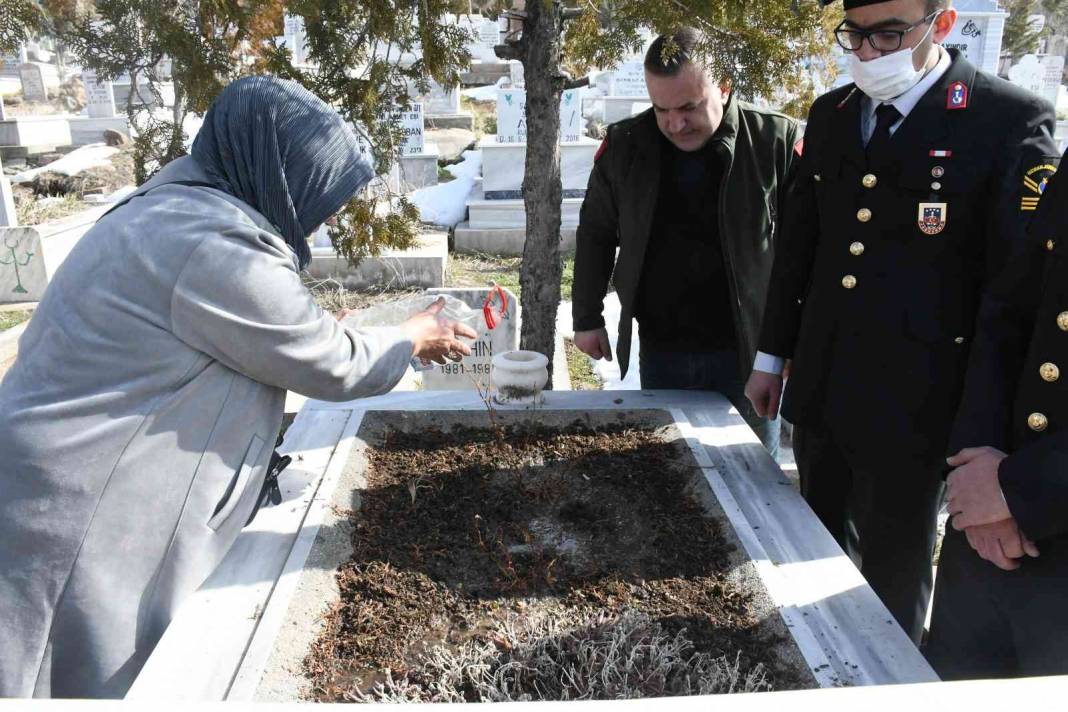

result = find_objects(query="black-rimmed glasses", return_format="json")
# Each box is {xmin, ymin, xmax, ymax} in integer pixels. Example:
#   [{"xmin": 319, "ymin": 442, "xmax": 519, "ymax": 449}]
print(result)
[{"xmin": 834, "ymin": 11, "xmax": 940, "ymax": 52}]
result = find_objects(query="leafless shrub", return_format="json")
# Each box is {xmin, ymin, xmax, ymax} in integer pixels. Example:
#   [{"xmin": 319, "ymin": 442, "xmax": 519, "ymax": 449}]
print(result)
[{"xmin": 355, "ymin": 609, "xmax": 770, "ymax": 702}]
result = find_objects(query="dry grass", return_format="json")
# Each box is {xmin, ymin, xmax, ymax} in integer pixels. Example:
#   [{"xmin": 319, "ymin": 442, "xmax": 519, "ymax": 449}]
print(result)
[
  {"xmin": 303, "ymin": 276, "xmax": 422, "ymax": 314},
  {"xmin": 14, "ymin": 189, "xmax": 91, "ymax": 226},
  {"xmin": 564, "ymin": 337, "xmax": 602, "ymax": 391},
  {"xmin": 0, "ymin": 310, "xmax": 33, "ymax": 332},
  {"xmin": 356, "ymin": 609, "xmax": 771, "ymax": 702},
  {"xmin": 448, "ymin": 252, "xmax": 576, "ymax": 302}
]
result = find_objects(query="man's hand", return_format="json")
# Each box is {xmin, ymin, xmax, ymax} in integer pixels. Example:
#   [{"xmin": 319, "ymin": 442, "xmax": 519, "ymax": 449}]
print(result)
[
  {"xmin": 335, "ymin": 308, "xmax": 357, "ymax": 321},
  {"xmin": 745, "ymin": 371, "xmax": 784, "ymax": 419},
  {"xmin": 947, "ymin": 446, "xmax": 1012, "ymax": 529},
  {"xmin": 574, "ymin": 328, "xmax": 613, "ymax": 361},
  {"xmin": 400, "ymin": 297, "xmax": 478, "ymax": 365},
  {"xmin": 963, "ymin": 518, "xmax": 1040, "ymax": 571}
]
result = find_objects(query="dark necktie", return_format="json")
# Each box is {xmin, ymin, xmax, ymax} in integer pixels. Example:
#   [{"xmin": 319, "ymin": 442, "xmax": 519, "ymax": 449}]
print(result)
[{"xmin": 866, "ymin": 102, "xmax": 901, "ymax": 160}]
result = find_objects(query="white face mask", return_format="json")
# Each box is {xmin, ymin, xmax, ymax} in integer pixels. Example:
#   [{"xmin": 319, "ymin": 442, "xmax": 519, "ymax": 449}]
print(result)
[{"xmin": 848, "ymin": 20, "xmax": 937, "ymax": 101}]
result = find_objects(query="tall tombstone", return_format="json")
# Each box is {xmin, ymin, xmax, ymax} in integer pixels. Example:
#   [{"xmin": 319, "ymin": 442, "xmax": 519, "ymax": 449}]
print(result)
[
  {"xmin": 495, "ymin": 89, "xmax": 582, "ymax": 144},
  {"xmin": 18, "ymin": 63, "xmax": 48, "ymax": 102},
  {"xmin": 610, "ymin": 60, "xmax": 648, "ymax": 98},
  {"xmin": 1008, "ymin": 54, "xmax": 1065, "ymax": 107},
  {"xmin": 82, "ymin": 69, "xmax": 117, "ymax": 118},
  {"xmin": 942, "ymin": 0, "xmax": 1007, "ymax": 76},
  {"xmin": 386, "ymin": 103, "xmax": 425, "ymax": 156},
  {"xmin": 283, "ymin": 13, "xmax": 308, "ymax": 65}
]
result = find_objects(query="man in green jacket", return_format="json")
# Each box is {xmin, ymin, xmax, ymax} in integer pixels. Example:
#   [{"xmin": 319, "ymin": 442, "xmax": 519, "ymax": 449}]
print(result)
[{"xmin": 572, "ymin": 27, "xmax": 801, "ymax": 454}]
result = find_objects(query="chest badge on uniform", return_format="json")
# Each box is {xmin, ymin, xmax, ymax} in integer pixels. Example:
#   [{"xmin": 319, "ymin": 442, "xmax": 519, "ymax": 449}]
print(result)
[
  {"xmin": 918, "ymin": 202, "xmax": 948, "ymax": 235},
  {"xmin": 947, "ymin": 81, "xmax": 969, "ymax": 110}
]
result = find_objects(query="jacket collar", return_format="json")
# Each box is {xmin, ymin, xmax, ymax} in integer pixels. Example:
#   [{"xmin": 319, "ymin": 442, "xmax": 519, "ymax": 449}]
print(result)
[{"xmin": 633, "ymin": 90, "xmax": 740, "ymax": 161}]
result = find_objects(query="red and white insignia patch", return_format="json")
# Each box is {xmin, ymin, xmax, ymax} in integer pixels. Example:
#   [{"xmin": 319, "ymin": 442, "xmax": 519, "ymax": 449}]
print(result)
[
  {"xmin": 947, "ymin": 81, "xmax": 968, "ymax": 110},
  {"xmin": 794, "ymin": 138, "xmax": 804, "ymax": 157}
]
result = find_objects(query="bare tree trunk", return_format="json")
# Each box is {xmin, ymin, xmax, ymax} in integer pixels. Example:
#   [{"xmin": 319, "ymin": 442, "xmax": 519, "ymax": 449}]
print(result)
[{"xmin": 517, "ymin": 0, "xmax": 563, "ymax": 383}]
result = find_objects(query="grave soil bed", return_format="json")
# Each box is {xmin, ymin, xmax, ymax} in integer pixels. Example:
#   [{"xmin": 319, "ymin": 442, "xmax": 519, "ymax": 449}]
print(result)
[{"xmin": 294, "ymin": 410, "xmax": 814, "ymax": 702}]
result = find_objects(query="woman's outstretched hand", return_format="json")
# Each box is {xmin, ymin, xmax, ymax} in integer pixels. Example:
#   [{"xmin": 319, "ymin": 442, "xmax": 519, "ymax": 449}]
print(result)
[{"xmin": 401, "ymin": 297, "xmax": 478, "ymax": 364}]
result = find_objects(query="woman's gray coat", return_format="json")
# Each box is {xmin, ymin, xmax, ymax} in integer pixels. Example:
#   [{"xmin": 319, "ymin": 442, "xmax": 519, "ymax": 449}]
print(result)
[{"xmin": 0, "ymin": 156, "xmax": 413, "ymax": 698}]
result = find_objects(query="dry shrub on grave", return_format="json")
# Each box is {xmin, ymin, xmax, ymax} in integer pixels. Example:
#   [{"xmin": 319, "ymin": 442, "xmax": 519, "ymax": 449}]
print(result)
[{"xmin": 357, "ymin": 609, "xmax": 771, "ymax": 703}]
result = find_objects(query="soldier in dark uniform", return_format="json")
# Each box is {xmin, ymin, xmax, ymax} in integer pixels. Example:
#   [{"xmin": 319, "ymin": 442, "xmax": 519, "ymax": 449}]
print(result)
[
  {"xmin": 925, "ymin": 148, "xmax": 1067, "ymax": 679},
  {"xmin": 744, "ymin": 0, "xmax": 1060, "ymax": 643}
]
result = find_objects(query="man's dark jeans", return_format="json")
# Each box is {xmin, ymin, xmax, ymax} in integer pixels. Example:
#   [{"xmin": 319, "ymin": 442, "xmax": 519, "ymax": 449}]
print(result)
[{"xmin": 639, "ymin": 346, "xmax": 781, "ymax": 460}]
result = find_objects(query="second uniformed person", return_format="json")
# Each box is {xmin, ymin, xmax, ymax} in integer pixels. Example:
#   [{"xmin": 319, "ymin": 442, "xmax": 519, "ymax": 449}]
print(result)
[
  {"xmin": 925, "ymin": 149, "xmax": 1068, "ymax": 679},
  {"xmin": 744, "ymin": 0, "xmax": 1060, "ymax": 642}
]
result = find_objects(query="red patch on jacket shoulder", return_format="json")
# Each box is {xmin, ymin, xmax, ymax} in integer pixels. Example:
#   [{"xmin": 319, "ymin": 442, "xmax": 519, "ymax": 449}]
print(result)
[
  {"xmin": 594, "ymin": 138, "xmax": 608, "ymax": 162},
  {"xmin": 793, "ymin": 138, "xmax": 804, "ymax": 157}
]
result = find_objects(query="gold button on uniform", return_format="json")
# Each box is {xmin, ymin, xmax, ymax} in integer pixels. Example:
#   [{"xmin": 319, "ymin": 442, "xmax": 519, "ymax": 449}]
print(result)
[
  {"xmin": 931, "ymin": 182, "xmax": 942, "ymax": 191},
  {"xmin": 955, "ymin": 337, "xmax": 965, "ymax": 344},
  {"xmin": 842, "ymin": 275, "xmax": 857, "ymax": 289},
  {"xmin": 857, "ymin": 208, "xmax": 872, "ymax": 222},
  {"xmin": 862, "ymin": 174, "xmax": 878, "ymax": 188},
  {"xmin": 1047, "ymin": 239, "xmax": 1057, "ymax": 252},
  {"xmin": 932, "ymin": 166, "xmax": 945, "ymax": 178},
  {"xmin": 1029, "ymin": 412, "xmax": 1049, "ymax": 432},
  {"xmin": 849, "ymin": 241, "xmax": 865, "ymax": 256},
  {"xmin": 1041, "ymin": 362, "xmax": 1060, "ymax": 382},
  {"xmin": 1058, "ymin": 311, "xmax": 1068, "ymax": 331}
]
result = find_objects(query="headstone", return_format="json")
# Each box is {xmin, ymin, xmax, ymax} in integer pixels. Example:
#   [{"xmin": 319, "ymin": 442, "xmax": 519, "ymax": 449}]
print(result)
[
  {"xmin": 409, "ymin": 80, "xmax": 461, "ymax": 116},
  {"xmin": 495, "ymin": 89, "xmax": 583, "ymax": 144},
  {"xmin": 387, "ymin": 103, "xmax": 425, "ymax": 156},
  {"xmin": 479, "ymin": 18, "xmax": 500, "ymax": 47},
  {"xmin": 82, "ymin": 69, "xmax": 117, "ymax": 118},
  {"xmin": 942, "ymin": 0, "xmax": 1006, "ymax": 76},
  {"xmin": 18, "ymin": 63, "xmax": 47, "ymax": 102},
  {"xmin": 1009, "ymin": 54, "xmax": 1065, "ymax": 107},
  {"xmin": 610, "ymin": 60, "xmax": 648, "ymax": 98},
  {"xmin": 509, "ymin": 61, "xmax": 525, "ymax": 87},
  {"xmin": 0, "ymin": 155, "xmax": 16, "ymax": 227},
  {"xmin": 283, "ymin": 14, "xmax": 308, "ymax": 65},
  {"xmin": 421, "ymin": 287, "xmax": 520, "ymax": 391}
]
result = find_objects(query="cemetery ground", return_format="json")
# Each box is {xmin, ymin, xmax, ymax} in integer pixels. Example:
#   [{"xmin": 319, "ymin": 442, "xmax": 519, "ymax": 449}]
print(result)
[{"xmin": 302, "ymin": 410, "xmax": 811, "ymax": 702}]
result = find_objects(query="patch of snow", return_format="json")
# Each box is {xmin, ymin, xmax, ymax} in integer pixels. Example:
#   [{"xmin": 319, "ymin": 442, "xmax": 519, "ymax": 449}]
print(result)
[
  {"xmin": 556, "ymin": 294, "xmax": 641, "ymax": 391},
  {"xmin": 12, "ymin": 144, "xmax": 120, "ymax": 183},
  {"xmin": 444, "ymin": 149, "xmax": 482, "ymax": 180},
  {"xmin": 461, "ymin": 77, "xmax": 508, "ymax": 103},
  {"xmin": 408, "ymin": 174, "xmax": 476, "ymax": 227},
  {"xmin": 405, "ymin": 148, "xmax": 481, "ymax": 227}
]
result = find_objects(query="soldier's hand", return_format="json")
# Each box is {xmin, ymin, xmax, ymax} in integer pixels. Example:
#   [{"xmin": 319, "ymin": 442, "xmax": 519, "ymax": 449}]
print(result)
[
  {"xmin": 963, "ymin": 518, "xmax": 1040, "ymax": 571},
  {"xmin": 745, "ymin": 371, "xmax": 784, "ymax": 420},
  {"xmin": 947, "ymin": 446, "xmax": 1012, "ymax": 529},
  {"xmin": 574, "ymin": 328, "xmax": 613, "ymax": 362}
]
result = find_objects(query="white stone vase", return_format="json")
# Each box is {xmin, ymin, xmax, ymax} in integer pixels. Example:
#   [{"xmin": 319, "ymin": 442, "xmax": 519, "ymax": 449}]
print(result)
[{"xmin": 492, "ymin": 350, "xmax": 549, "ymax": 405}]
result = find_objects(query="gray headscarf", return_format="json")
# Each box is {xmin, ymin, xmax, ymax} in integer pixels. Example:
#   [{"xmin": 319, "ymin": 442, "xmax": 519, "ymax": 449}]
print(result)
[{"xmin": 191, "ymin": 75, "xmax": 372, "ymax": 269}]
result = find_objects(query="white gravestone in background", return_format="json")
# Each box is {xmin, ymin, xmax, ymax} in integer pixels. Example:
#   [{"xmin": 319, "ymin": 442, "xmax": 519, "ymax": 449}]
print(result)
[
  {"xmin": 479, "ymin": 19, "xmax": 500, "ymax": 48},
  {"xmin": 942, "ymin": 1, "xmax": 1006, "ymax": 76},
  {"xmin": 1009, "ymin": 54, "xmax": 1065, "ymax": 108},
  {"xmin": 611, "ymin": 61, "xmax": 648, "ymax": 98},
  {"xmin": 83, "ymin": 69, "xmax": 117, "ymax": 118},
  {"xmin": 282, "ymin": 14, "xmax": 308, "ymax": 65},
  {"xmin": 386, "ymin": 103, "xmax": 425, "ymax": 156},
  {"xmin": 496, "ymin": 89, "xmax": 583, "ymax": 144},
  {"xmin": 509, "ymin": 61, "xmax": 525, "ymax": 87},
  {"xmin": 18, "ymin": 63, "xmax": 47, "ymax": 102},
  {"xmin": 421, "ymin": 287, "xmax": 519, "ymax": 391}
]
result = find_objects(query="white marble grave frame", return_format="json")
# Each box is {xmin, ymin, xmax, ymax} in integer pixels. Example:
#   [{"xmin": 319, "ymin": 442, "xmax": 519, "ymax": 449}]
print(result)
[{"xmin": 128, "ymin": 390, "xmax": 938, "ymax": 701}]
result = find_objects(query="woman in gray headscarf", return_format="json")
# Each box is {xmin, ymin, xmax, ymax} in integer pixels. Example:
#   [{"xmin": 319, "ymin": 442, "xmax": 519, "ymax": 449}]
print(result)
[{"xmin": 0, "ymin": 76, "xmax": 474, "ymax": 699}]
